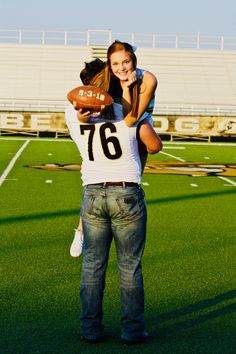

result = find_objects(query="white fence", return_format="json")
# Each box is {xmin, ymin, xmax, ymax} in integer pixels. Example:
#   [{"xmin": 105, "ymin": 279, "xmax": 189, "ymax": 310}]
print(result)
[
  {"xmin": 1, "ymin": 99, "xmax": 236, "ymax": 118},
  {"xmin": 0, "ymin": 29, "xmax": 236, "ymax": 51}
]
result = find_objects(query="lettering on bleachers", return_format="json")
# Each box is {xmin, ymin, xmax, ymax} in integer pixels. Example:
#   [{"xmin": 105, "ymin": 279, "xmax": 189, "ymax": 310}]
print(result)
[{"xmin": 0, "ymin": 112, "xmax": 236, "ymax": 136}]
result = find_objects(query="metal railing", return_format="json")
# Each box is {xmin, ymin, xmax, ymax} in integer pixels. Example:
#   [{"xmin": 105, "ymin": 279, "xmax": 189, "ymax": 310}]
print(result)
[
  {"xmin": 0, "ymin": 29, "xmax": 236, "ymax": 50},
  {"xmin": 156, "ymin": 104, "xmax": 236, "ymax": 117},
  {"xmin": 1, "ymin": 98, "xmax": 236, "ymax": 117},
  {"xmin": 0, "ymin": 99, "xmax": 67, "ymax": 113}
]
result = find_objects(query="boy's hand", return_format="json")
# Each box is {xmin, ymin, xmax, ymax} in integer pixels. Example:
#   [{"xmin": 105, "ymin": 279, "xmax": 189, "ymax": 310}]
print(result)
[
  {"xmin": 76, "ymin": 107, "xmax": 103, "ymax": 123},
  {"xmin": 76, "ymin": 107, "xmax": 92, "ymax": 123}
]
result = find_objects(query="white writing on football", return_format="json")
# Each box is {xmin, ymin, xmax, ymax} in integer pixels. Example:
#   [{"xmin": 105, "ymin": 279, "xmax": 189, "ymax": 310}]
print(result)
[{"xmin": 78, "ymin": 89, "xmax": 105, "ymax": 101}]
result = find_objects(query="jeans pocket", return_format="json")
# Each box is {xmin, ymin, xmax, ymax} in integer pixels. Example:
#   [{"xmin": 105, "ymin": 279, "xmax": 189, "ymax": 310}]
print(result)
[{"xmin": 116, "ymin": 190, "xmax": 145, "ymax": 220}]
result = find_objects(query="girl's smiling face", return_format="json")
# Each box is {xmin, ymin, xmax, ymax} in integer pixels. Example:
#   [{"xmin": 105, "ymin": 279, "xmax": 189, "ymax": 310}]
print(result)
[{"xmin": 110, "ymin": 49, "xmax": 134, "ymax": 81}]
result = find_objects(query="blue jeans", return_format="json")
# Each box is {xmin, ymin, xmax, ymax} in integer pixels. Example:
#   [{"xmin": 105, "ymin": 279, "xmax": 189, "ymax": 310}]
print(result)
[{"xmin": 80, "ymin": 184, "xmax": 147, "ymax": 341}]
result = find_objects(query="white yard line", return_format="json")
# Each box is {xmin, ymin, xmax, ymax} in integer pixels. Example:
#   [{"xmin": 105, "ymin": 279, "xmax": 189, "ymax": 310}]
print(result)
[
  {"xmin": 1, "ymin": 137, "xmax": 236, "ymax": 147},
  {"xmin": 0, "ymin": 140, "xmax": 30, "ymax": 187},
  {"xmin": 159, "ymin": 151, "xmax": 185, "ymax": 162},
  {"xmin": 0, "ymin": 137, "xmax": 70, "ymax": 143},
  {"xmin": 217, "ymin": 176, "xmax": 236, "ymax": 186},
  {"xmin": 163, "ymin": 146, "xmax": 186, "ymax": 150},
  {"xmin": 164, "ymin": 141, "xmax": 236, "ymax": 147}
]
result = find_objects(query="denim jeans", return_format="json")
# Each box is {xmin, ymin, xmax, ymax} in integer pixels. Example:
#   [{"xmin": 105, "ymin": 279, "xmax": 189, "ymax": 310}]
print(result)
[{"xmin": 80, "ymin": 184, "xmax": 147, "ymax": 341}]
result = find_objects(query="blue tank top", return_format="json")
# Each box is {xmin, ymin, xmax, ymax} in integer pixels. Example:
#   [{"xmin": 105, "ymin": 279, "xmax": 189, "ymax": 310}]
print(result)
[{"xmin": 136, "ymin": 68, "xmax": 155, "ymax": 126}]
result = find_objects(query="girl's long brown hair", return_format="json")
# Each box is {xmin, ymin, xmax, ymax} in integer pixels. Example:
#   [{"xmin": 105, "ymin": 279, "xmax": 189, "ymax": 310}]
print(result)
[{"xmin": 89, "ymin": 68, "xmax": 115, "ymax": 119}]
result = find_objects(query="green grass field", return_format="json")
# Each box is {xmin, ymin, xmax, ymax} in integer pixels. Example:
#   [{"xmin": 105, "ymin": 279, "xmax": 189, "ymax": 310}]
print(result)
[{"xmin": 1, "ymin": 137, "xmax": 236, "ymax": 354}]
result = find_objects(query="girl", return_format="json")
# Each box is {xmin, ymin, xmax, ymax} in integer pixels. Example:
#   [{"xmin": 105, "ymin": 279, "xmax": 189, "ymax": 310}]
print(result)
[{"xmin": 106, "ymin": 40, "xmax": 157, "ymax": 128}]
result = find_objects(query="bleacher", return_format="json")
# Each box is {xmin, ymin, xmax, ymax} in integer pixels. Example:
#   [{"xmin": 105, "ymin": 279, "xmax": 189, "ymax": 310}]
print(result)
[
  {"xmin": 0, "ymin": 29, "xmax": 236, "ymax": 139},
  {"xmin": 0, "ymin": 44, "xmax": 92, "ymax": 110},
  {"xmin": 137, "ymin": 47, "xmax": 236, "ymax": 116}
]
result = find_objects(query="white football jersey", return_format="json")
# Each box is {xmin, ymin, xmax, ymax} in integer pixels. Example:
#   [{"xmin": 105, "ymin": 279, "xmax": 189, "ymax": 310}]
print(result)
[{"xmin": 65, "ymin": 105, "xmax": 142, "ymax": 186}]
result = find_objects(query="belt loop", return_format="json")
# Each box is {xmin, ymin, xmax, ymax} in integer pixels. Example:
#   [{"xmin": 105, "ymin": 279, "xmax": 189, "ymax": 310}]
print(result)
[
  {"xmin": 103, "ymin": 182, "xmax": 106, "ymax": 188},
  {"xmin": 122, "ymin": 181, "xmax": 125, "ymax": 188}
]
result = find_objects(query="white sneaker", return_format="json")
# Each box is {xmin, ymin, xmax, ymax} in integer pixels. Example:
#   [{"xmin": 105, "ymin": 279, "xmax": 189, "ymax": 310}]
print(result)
[{"xmin": 70, "ymin": 229, "xmax": 83, "ymax": 257}]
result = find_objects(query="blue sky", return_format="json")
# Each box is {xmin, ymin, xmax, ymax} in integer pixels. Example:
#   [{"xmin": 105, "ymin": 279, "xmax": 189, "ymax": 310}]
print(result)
[{"xmin": 0, "ymin": 0, "xmax": 235, "ymax": 36}]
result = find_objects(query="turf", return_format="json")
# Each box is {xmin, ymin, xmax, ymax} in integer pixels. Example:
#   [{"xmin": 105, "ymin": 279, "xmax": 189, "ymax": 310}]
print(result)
[{"xmin": 0, "ymin": 137, "xmax": 236, "ymax": 353}]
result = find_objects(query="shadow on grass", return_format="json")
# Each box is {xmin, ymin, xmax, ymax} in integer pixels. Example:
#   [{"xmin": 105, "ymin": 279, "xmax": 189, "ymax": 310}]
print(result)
[
  {"xmin": 1, "ymin": 189, "xmax": 236, "ymax": 225},
  {"xmin": 0, "ymin": 208, "xmax": 80, "ymax": 224},
  {"xmin": 147, "ymin": 188, "xmax": 236, "ymax": 205},
  {"xmin": 149, "ymin": 289, "xmax": 236, "ymax": 335}
]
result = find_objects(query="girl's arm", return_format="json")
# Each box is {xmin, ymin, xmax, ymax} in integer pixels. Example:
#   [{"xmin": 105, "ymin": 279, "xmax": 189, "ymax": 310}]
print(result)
[
  {"xmin": 122, "ymin": 70, "xmax": 137, "ymax": 116},
  {"xmin": 124, "ymin": 71, "xmax": 158, "ymax": 127}
]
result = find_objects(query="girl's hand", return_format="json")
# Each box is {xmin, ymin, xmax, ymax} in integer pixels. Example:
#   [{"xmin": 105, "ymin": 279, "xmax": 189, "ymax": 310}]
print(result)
[{"xmin": 123, "ymin": 70, "xmax": 137, "ymax": 88}]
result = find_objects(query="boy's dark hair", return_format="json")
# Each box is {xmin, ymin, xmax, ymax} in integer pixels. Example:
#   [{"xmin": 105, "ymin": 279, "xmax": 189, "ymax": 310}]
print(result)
[{"xmin": 80, "ymin": 58, "xmax": 106, "ymax": 85}]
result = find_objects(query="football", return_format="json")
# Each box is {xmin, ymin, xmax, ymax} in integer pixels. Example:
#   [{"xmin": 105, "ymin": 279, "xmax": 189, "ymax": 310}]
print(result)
[{"xmin": 67, "ymin": 85, "xmax": 113, "ymax": 112}]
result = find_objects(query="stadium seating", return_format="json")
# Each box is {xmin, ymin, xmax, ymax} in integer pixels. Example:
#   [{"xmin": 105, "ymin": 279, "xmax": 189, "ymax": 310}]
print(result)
[
  {"xmin": 136, "ymin": 47, "xmax": 236, "ymax": 116},
  {"xmin": 0, "ymin": 36, "xmax": 236, "ymax": 140},
  {"xmin": 0, "ymin": 43, "xmax": 235, "ymax": 116}
]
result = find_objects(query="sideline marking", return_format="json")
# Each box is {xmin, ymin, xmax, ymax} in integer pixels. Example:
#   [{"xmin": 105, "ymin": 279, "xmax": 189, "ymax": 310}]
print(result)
[
  {"xmin": 0, "ymin": 137, "xmax": 70, "ymax": 143},
  {"xmin": 163, "ymin": 146, "xmax": 186, "ymax": 150},
  {"xmin": 160, "ymin": 151, "xmax": 185, "ymax": 162},
  {"xmin": 164, "ymin": 142, "xmax": 236, "ymax": 147},
  {"xmin": 0, "ymin": 140, "xmax": 30, "ymax": 187},
  {"xmin": 217, "ymin": 176, "xmax": 236, "ymax": 187},
  {"xmin": 1, "ymin": 137, "xmax": 236, "ymax": 147}
]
